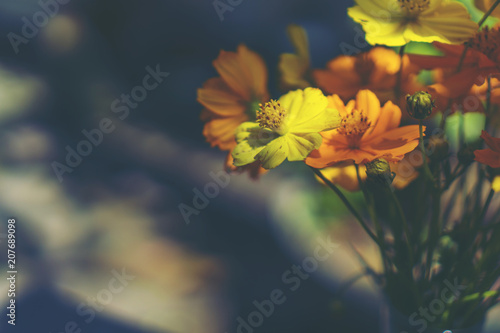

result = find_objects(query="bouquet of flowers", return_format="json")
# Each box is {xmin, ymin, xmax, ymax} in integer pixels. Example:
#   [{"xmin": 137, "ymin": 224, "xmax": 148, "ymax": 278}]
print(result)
[{"xmin": 197, "ymin": 0, "xmax": 500, "ymax": 331}]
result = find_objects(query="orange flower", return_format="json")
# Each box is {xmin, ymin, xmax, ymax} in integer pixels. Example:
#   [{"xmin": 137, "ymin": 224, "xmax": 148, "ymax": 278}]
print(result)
[
  {"xmin": 409, "ymin": 27, "xmax": 500, "ymax": 112},
  {"xmin": 475, "ymin": 130, "xmax": 500, "ymax": 168},
  {"xmin": 313, "ymin": 47, "xmax": 423, "ymax": 104},
  {"xmin": 198, "ymin": 44, "xmax": 269, "ymax": 177},
  {"xmin": 306, "ymin": 90, "xmax": 422, "ymax": 168}
]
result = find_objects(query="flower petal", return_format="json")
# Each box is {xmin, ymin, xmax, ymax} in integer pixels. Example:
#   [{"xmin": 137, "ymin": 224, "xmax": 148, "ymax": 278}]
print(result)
[
  {"xmin": 256, "ymin": 136, "xmax": 289, "ymax": 169},
  {"xmin": 232, "ymin": 122, "xmax": 278, "ymax": 166},
  {"xmin": 213, "ymin": 44, "xmax": 268, "ymax": 101},
  {"xmin": 480, "ymin": 130, "xmax": 500, "ymax": 152},
  {"xmin": 287, "ymin": 133, "xmax": 323, "ymax": 161},
  {"xmin": 291, "ymin": 108, "xmax": 341, "ymax": 133},
  {"xmin": 367, "ymin": 100, "xmax": 402, "ymax": 137},
  {"xmin": 197, "ymin": 78, "xmax": 247, "ymax": 116},
  {"xmin": 355, "ymin": 90, "xmax": 381, "ymax": 126},
  {"xmin": 416, "ymin": 2, "xmax": 478, "ymax": 44},
  {"xmin": 474, "ymin": 148, "xmax": 500, "ymax": 168}
]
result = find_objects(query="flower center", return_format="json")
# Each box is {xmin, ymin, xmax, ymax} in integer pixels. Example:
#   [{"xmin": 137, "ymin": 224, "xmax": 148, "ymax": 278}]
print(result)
[
  {"xmin": 398, "ymin": 0, "xmax": 430, "ymax": 16},
  {"xmin": 467, "ymin": 26, "xmax": 500, "ymax": 62},
  {"xmin": 256, "ymin": 100, "xmax": 287, "ymax": 133},
  {"xmin": 337, "ymin": 109, "xmax": 371, "ymax": 147}
]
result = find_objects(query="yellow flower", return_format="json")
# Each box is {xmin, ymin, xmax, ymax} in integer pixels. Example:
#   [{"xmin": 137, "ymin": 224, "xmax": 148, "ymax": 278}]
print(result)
[
  {"xmin": 232, "ymin": 88, "xmax": 341, "ymax": 169},
  {"xmin": 279, "ymin": 24, "xmax": 312, "ymax": 90},
  {"xmin": 348, "ymin": 0, "xmax": 478, "ymax": 46}
]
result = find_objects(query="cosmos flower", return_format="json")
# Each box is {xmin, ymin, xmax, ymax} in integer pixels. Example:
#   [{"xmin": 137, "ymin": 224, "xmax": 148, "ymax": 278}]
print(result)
[
  {"xmin": 314, "ymin": 47, "xmax": 423, "ymax": 103},
  {"xmin": 348, "ymin": 0, "xmax": 478, "ymax": 46},
  {"xmin": 197, "ymin": 44, "xmax": 269, "ymax": 177},
  {"xmin": 232, "ymin": 88, "xmax": 341, "ymax": 169},
  {"xmin": 306, "ymin": 90, "xmax": 422, "ymax": 167}
]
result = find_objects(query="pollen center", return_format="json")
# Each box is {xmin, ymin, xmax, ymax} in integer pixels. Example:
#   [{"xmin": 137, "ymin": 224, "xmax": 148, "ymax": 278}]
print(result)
[
  {"xmin": 256, "ymin": 100, "xmax": 287, "ymax": 132},
  {"xmin": 337, "ymin": 109, "xmax": 371, "ymax": 146},
  {"xmin": 398, "ymin": 0, "xmax": 430, "ymax": 15},
  {"xmin": 467, "ymin": 26, "xmax": 500, "ymax": 62}
]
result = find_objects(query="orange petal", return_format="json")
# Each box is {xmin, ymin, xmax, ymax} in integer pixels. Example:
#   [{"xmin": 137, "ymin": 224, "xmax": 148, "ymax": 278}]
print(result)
[
  {"xmin": 236, "ymin": 44, "xmax": 269, "ymax": 101},
  {"xmin": 480, "ymin": 130, "xmax": 500, "ymax": 152},
  {"xmin": 355, "ymin": 90, "xmax": 381, "ymax": 125},
  {"xmin": 213, "ymin": 45, "xmax": 268, "ymax": 102},
  {"xmin": 197, "ymin": 78, "xmax": 247, "ymax": 117},
  {"xmin": 474, "ymin": 148, "xmax": 500, "ymax": 168},
  {"xmin": 203, "ymin": 114, "xmax": 247, "ymax": 150},
  {"xmin": 366, "ymin": 100, "xmax": 402, "ymax": 138}
]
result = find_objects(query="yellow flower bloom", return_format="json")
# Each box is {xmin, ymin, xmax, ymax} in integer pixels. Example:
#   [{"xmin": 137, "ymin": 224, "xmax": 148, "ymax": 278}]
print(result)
[
  {"xmin": 279, "ymin": 24, "xmax": 312, "ymax": 90},
  {"xmin": 348, "ymin": 0, "xmax": 478, "ymax": 46},
  {"xmin": 232, "ymin": 88, "xmax": 341, "ymax": 169}
]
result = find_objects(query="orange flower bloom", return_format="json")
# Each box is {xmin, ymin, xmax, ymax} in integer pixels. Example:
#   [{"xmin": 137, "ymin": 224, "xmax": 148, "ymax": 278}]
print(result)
[
  {"xmin": 198, "ymin": 44, "xmax": 269, "ymax": 177},
  {"xmin": 475, "ymin": 130, "xmax": 500, "ymax": 168},
  {"xmin": 313, "ymin": 47, "xmax": 423, "ymax": 104},
  {"xmin": 306, "ymin": 90, "xmax": 422, "ymax": 167},
  {"xmin": 409, "ymin": 27, "xmax": 500, "ymax": 112}
]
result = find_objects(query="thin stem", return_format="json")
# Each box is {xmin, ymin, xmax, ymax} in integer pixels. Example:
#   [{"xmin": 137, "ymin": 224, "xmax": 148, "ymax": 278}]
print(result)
[
  {"xmin": 419, "ymin": 120, "xmax": 435, "ymax": 185},
  {"xmin": 388, "ymin": 189, "xmax": 414, "ymax": 264},
  {"xmin": 478, "ymin": 189, "xmax": 495, "ymax": 224},
  {"xmin": 311, "ymin": 167, "xmax": 378, "ymax": 244},
  {"xmin": 395, "ymin": 44, "xmax": 406, "ymax": 101},
  {"xmin": 355, "ymin": 164, "xmax": 390, "ymax": 272},
  {"xmin": 478, "ymin": 0, "xmax": 500, "ymax": 27}
]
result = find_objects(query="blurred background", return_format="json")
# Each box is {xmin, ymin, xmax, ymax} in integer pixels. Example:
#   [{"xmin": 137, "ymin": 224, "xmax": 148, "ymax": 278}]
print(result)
[{"xmin": 0, "ymin": 1, "xmax": 496, "ymax": 333}]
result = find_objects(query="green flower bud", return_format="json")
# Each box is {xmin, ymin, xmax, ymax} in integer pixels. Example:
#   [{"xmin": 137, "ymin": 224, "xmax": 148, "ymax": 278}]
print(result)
[
  {"xmin": 406, "ymin": 91, "xmax": 435, "ymax": 120},
  {"xmin": 365, "ymin": 158, "xmax": 395, "ymax": 186}
]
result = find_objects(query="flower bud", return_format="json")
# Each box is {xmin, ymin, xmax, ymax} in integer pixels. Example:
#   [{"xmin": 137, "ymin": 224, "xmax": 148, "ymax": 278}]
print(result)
[
  {"xmin": 406, "ymin": 91, "xmax": 435, "ymax": 120},
  {"xmin": 365, "ymin": 158, "xmax": 395, "ymax": 186}
]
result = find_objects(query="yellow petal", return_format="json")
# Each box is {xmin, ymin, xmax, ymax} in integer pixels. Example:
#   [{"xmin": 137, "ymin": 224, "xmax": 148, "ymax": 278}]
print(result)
[
  {"xmin": 291, "ymin": 108, "xmax": 341, "ymax": 133},
  {"xmin": 347, "ymin": 5, "xmax": 407, "ymax": 46},
  {"xmin": 256, "ymin": 136, "xmax": 289, "ymax": 169},
  {"xmin": 287, "ymin": 133, "xmax": 323, "ymax": 161},
  {"xmin": 278, "ymin": 24, "xmax": 310, "ymax": 90},
  {"xmin": 232, "ymin": 122, "xmax": 277, "ymax": 167},
  {"xmin": 416, "ymin": 2, "xmax": 478, "ymax": 44},
  {"xmin": 282, "ymin": 88, "xmax": 329, "ymax": 126}
]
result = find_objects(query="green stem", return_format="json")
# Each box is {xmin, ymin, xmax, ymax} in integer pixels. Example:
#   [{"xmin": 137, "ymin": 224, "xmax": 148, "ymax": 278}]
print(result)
[
  {"xmin": 419, "ymin": 120, "xmax": 435, "ymax": 185},
  {"xmin": 311, "ymin": 167, "xmax": 379, "ymax": 244},
  {"xmin": 395, "ymin": 44, "xmax": 406, "ymax": 102},
  {"xmin": 478, "ymin": 0, "xmax": 500, "ymax": 27},
  {"xmin": 355, "ymin": 164, "xmax": 390, "ymax": 272},
  {"xmin": 478, "ymin": 189, "xmax": 495, "ymax": 224}
]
